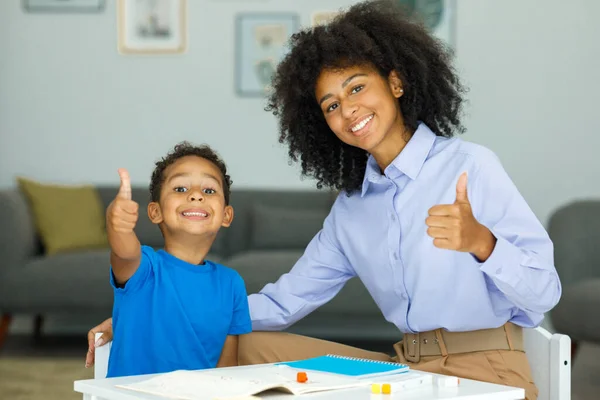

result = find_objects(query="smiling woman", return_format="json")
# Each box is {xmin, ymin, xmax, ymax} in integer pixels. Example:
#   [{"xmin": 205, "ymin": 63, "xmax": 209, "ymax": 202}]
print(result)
[
  {"xmin": 267, "ymin": 0, "xmax": 464, "ymax": 194},
  {"xmin": 253, "ymin": 2, "xmax": 559, "ymax": 399},
  {"xmin": 315, "ymin": 65, "xmax": 407, "ymax": 172}
]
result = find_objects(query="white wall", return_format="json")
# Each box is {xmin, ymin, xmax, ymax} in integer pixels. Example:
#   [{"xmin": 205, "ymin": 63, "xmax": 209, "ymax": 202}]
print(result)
[
  {"xmin": 455, "ymin": 0, "xmax": 600, "ymax": 227},
  {"xmin": 1, "ymin": 0, "xmax": 599, "ymax": 228}
]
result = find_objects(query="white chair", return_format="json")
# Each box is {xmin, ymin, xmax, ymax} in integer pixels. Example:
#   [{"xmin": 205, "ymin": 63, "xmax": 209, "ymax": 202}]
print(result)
[
  {"xmin": 94, "ymin": 328, "xmax": 571, "ymax": 399},
  {"xmin": 524, "ymin": 326, "xmax": 571, "ymax": 400}
]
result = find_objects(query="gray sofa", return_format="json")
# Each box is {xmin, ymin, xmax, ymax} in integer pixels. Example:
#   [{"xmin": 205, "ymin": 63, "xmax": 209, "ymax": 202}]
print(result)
[
  {"xmin": 0, "ymin": 186, "xmax": 400, "ymax": 346},
  {"xmin": 548, "ymin": 200, "xmax": 600, "ymax": 357}
]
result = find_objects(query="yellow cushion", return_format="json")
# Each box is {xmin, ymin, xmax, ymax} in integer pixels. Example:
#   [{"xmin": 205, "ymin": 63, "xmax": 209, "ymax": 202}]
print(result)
[{"xmin": 17, "ymin": 177, "xmax": 109, "ymax": 255}]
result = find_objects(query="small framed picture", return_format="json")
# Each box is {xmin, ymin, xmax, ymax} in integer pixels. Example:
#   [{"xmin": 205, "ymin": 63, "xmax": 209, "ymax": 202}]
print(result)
[
  {"xmin": 22, "ymin": 0, "xmax": 105, "ymax": 13},
  {"xmin": 117, "ymin": 0, "xmax": 187, "ymax": 55},
  {"xmin": 235, "ymin": 13, "xmax": 299, "ymax": 97},
  {"xmin": 311, "ymin": 11, "xmax": 339, "ymax": 26}
]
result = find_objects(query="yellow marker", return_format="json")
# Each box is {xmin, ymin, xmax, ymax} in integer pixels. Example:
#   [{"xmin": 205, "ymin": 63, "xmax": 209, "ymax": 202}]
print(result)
[
  {"xmin": 382, "ymin": 383, "xmax": 392, "ymax": 394},
  {"xmin": 371, "ymin": 383, "xmax": 381, "ymax": 394}
]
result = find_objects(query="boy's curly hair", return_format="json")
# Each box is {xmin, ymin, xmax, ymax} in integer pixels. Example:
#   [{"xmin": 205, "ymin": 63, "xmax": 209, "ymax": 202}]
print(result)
[
  {"xmin": 149, "ymin": 142, "xmax": 232, "ymax": 205},
  {"xmin": 266, "ymin": 0, "xmax": 466, "ymax": 194}
]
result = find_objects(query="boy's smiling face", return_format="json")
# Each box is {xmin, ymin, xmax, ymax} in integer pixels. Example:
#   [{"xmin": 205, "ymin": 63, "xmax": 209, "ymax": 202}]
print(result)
[{"xmin": 148, "ymin": 155, "xmax": 233, "ymax": 238}]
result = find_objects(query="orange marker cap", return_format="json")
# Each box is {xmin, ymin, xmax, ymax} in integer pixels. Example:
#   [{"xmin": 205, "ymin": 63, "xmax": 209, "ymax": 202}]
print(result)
[{"xmin": 297, "ymin": 372, "xmax": 308, "ymax": 383}]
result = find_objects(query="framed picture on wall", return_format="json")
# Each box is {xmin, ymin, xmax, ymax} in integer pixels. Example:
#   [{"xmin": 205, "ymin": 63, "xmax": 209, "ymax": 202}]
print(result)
[
  {"xmin": 22, "ymin": 0, "xmax": 105, "ymax": 13},
  {"xmin": 235, "ymin": 13, "xmax": 299, "ymax": 97},
  {"xmin": 117, "ymin": 0, "xmax": 187, "ymax": 55}
]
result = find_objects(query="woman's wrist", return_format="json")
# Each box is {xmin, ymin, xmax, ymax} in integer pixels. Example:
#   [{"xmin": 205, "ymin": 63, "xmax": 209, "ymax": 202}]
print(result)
[{"xmin": 472, "ymin": 225, "xmax": 497, "ymax": 262}]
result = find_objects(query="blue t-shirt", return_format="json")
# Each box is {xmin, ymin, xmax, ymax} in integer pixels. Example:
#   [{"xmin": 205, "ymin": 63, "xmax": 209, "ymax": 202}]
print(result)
[{"xmin": 107, "ymin": 245, "xmax": 252, "ymax": 378}]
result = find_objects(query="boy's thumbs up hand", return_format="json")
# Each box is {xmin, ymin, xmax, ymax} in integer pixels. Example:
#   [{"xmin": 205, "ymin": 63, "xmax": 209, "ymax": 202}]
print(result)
[
  {"xmin": 117, "ymin": 168, "xmax": 132, "ymax": 200},
  {"xmin": 425, "ymin": 172, "xmax": 496, "ymax": 261},
  {"xmin": 107, "ymin": 169, "xmax": 139, "ymax": 233}
]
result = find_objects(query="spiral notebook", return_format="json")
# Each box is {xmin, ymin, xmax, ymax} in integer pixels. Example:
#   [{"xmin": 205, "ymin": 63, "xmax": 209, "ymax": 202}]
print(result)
[{"xmin": 276, "ymin": 354, "xmax": 409, "ymax": 379}]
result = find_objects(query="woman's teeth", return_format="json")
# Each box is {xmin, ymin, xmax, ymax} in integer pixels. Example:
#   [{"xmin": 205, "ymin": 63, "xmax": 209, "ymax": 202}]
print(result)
[{"xmin": 351, "ymin": 115, "xmax": 373, "ymax": 132}]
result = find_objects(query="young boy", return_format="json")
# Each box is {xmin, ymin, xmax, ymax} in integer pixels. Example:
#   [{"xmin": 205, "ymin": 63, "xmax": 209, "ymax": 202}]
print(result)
[{"xmin": 105, "ymin": 142, "xmax": 251, "ymax": 377}]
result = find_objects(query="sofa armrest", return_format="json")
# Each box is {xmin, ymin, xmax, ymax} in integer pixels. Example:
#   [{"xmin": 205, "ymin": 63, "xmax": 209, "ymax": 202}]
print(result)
[
  {"xmin": 550, "ymin": 279, "xmax": 600, "ymax": 342},
  {"xmin": 548, "ymin": 200, "xmax": 600, "ymax": 286},
  {"xmin": 0, "ymin": 189, "xmax": 38, "ymax": 274}
]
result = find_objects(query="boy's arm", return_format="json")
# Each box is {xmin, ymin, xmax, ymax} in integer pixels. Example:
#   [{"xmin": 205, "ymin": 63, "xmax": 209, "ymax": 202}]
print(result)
[
  {"xmin": 216, "ymin": 335, "xmax": 239, "ymax": 368},
  {"xmin": 216, "ymin": 273, "xmax": 252, "ymax": 368},
  {"xmin": 107, "ymin": 168, "xmax": 141, "ymax": 284}
]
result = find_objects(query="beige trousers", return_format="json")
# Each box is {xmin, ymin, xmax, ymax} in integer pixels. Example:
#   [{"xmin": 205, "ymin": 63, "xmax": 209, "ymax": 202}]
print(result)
[{"xmin": 238, "ymin": 331, "xmax": 537, "ymax": 400}]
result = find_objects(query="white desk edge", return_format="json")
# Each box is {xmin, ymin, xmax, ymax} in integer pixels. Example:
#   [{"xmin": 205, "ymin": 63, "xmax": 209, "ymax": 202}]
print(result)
[{"xmin": 74, "ymin": 366, "xmax": 526, "ymax": 400}]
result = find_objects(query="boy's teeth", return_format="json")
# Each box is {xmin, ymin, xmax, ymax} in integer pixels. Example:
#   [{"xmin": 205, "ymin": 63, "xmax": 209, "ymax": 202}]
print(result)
[
  {"xmin": 183, "ymin": 212, "xmax": 207, "ymax": 217},
  {"xmin": 351, "ymin": 115, "xmax": 373, "ymax": 132}
]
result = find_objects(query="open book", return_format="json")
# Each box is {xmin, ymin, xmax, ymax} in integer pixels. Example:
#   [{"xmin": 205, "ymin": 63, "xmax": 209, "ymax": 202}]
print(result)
[{"xmin": 116, "ymin": 365, "xmax": 369, "ymax": 400}]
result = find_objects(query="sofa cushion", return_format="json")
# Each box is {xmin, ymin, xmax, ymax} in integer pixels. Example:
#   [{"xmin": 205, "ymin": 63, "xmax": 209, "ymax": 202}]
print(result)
[
  {"xmin": 287, "ymin": 313, "xmax": 400, "ymax": 341},
  {"xmin": 225, "ymin": 250, "xmax": 304, "ymax": 294},
  {"xmin": 225, "ymin": 250, "xmax": 381, "ymax": 316},
  {"xmin": 16, "ymin": 177, "xmax": 108, "ymax": 255},
  {"xmin": 0, "ymin": 249, "xmax": 113, "ymax": 312},
  {"xmin": 251, "ymin": 204, "xmax": 328, "ymax": 250},
  {"xmin": 0, "ymin": 249, "xmax": 223, "ymax": 312}
]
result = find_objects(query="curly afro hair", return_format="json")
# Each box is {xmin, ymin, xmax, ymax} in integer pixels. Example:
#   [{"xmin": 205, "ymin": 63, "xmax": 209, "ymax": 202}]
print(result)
[
  {"xmin": 266, "ymin": 0, "xmax": 466, "ymax": 194},
  {"xmin": 149, "ymin": 141, "xmax": 232, "ymax": 205}
]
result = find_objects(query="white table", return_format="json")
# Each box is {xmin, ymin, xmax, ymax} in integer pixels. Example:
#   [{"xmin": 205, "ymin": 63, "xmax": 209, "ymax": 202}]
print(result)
[{"xmin": 74, "ymin": 367, "xmax": 525, "ymax": 400}]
